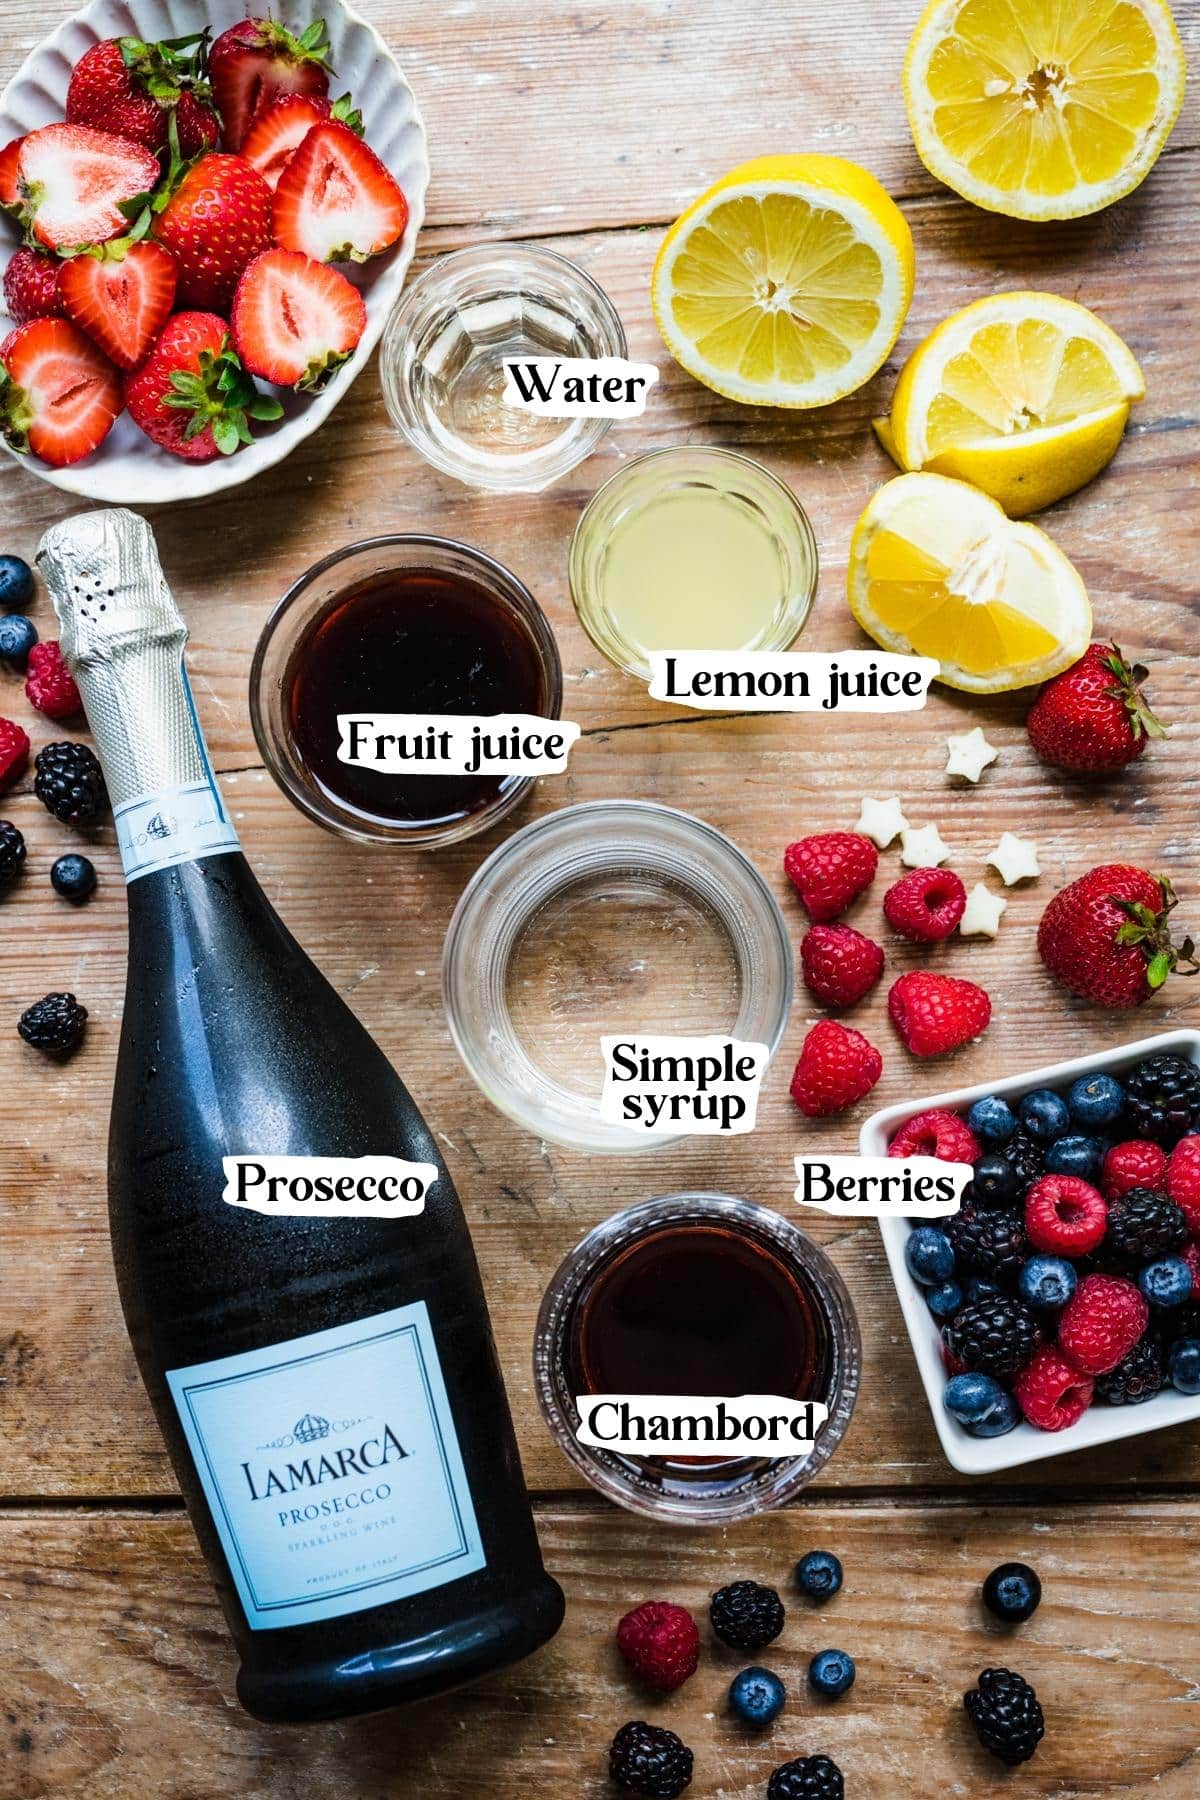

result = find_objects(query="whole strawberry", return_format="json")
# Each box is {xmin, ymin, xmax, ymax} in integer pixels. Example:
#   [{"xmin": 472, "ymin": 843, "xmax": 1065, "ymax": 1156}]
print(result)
[
  {"xmin": 790, "ymin": 1018, "xmax": 882, "ymax": 1117},
  {"xmin": 153, "ymin": 150, "xmax": 273, "ymax": 312},
  {"xmin": 888, "ymin": 971, "xmax": 991, "ymax": 1057},
  {"xmin": 800, "ymin": 923, "xmax": 884, "ymax": 1007},
  {"xmin": 1027, "ymin": 642, "xmax": 1165, "ymax": 774},
  {"xmin": 784, "ymin": 831, "xmax": 877, "ymax": 922},
  {"xmin": 66, "ymin": 34, "xmax": 219, "ymax": 157},
  {"xmin": 616, "ymin": 1602, "xmax": 700, "ymax": 1694},
  {"xmin": 3, "ymin": 248, "xmax": 63, "ymax": 325},
  {"xmin": 1038, "ymin": 864, "xmax": 1198, "ymax": 1008},
  {"xmin": 125, "ymin": 312, "xmax": 282, "ymax": 461},
  {"xmin": 25, "ymin": 640, "xmax": 82, "ymax": 720}
]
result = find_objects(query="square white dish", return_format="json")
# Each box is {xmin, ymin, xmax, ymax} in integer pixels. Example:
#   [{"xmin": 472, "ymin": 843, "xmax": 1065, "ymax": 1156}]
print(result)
[
  {"xmin": 0, "ymin": 0, "xmax": 429, "ymax": 503},
  {"xmin": 862, "ymin": 1027, "xmax": 1200, "ymax": 1476}
]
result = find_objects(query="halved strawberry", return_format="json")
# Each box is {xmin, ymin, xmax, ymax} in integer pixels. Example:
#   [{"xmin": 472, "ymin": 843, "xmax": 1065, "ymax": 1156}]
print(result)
[
  {"xmin": 17, "ymin": 125, "xmax": 159, "ymax": 252},
  {"xmin": 0, "ymin": 138, "xmax": 23, "ymax": 210},
  {"xmin": 59, "ymin": 238, "xmax": 177, "ymax": 370},
  {"xmin": 210, "ymin": 18, "xmax": 332, "ymax": 153},
  {"xmin": 241, "ymin": 92, "xmax": 361, "ymax": 191},
  {"xmin": 232, "ymin": 247, "xmax": 365, "ymax": 390},
  {"xmin": 125, "ymin": 309, "xmax": 282, "ymax": 460},
  {"xmin": 273, "ymin": 121, "xmax": 407, "ymax": 263},
  {"xmin": 0, "ymin": 317, "xmax": 122, "ymax": 466}
]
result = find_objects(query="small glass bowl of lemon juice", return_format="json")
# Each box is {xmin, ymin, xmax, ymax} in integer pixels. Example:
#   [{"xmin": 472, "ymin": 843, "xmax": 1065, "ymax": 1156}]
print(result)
[{"xmin": 569, "ymin": 447, "xmax": 818, "ymax": 681}]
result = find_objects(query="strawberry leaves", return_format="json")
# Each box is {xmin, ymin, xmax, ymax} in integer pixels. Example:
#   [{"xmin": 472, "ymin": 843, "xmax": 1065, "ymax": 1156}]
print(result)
[
  {"xmin": 1112, "ymin": 876, "xmax": 1199, "ymax": 990},
  {"xmin": 1100, "ymin": 642, "xmax": 1167, "ymax": 743},
  {"xmin": 162, "ymin": 340, "xmax": 283, "ymax": 458}
]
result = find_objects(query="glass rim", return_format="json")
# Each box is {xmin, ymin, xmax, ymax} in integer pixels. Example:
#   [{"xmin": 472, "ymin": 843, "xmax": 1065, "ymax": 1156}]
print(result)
[
  {"xmin": 532, "ymin": 1192, "xmax": 862, "ymax": 1523},
  {"xmin": 568, "ymin": 444, "xmax": 820, "ymax": 681},
  {"xmin": 441, "ymin": 799, "xmax": 794, "ymax": 1151},
  {"xmin": 249, "ymin": 532, "xmax": 563, "ymax": 850}
]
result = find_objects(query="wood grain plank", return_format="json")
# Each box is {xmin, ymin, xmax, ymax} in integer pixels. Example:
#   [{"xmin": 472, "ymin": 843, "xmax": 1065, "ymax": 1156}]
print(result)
[{"xmin": 1, "ymin": 1500, "xmax": 1198, "ymax": 1797}]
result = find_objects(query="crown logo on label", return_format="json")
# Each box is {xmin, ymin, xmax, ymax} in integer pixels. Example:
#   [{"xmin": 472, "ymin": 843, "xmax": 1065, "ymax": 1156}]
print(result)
[{"xmin": 293, "ymin": 1413, "xmax": 332, "ymax": 1444}]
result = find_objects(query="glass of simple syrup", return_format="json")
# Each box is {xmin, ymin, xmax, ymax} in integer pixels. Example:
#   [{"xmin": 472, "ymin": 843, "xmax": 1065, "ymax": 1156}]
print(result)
[
  {"xmin": 251, "ymin": 536, "xmax": 562, "ymax": 847},
  {"xmin": 534, "ymin": 1194, "xmax": 861, "ymax": 1522}
]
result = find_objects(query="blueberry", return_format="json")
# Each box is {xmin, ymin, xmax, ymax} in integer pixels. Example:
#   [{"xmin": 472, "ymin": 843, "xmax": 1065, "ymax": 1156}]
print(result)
[
  {"xmin": 1044, "ymin": 1134, "xmax": 1103, "ymax": 1179},
  {"xmin": 968, "ymin": 1095, "xmax": 1017, "ymax": 1145},
  {"xmin": 905, "ymin": 1224, "xmax": 955, "ymax": 1286},
  {"xmin": 795, "ymin": 1551, "xmax": 843, "ymax": 1603},
  {"xmin": 1019, "ymin": 1255, "xmax": 1077, "ymax": 1312},
  {"xmin": 0, "ymin": 612, "xmax": 37, "ymax": 667},
  {"xmin": 0, "ymin": 554, "xmax": 33, "ymax": 612},
  {"xmin": 968, "ymin": 1390, "xmax": 1022, "ymax": 1438},
  {"xmin": 944, "ymin": 1371, "xmax": 1007, "ymax": 1426},
  {"xmin": 808, "ymin": 1649, "xmax": 855, "ymax": 1699},
  {"xmin": 1020, "ymin": 1089, "xmax": 1071, "ymax": 1142},
  {"xmin": 926, "ymin": 1280, "xmax": 963, "ymax": 1320},
  {"xmin": 982, "ymin": 1561, "xmax": 1042, "ymax": 1623},
  {"xmin": 1168, "ymin": 1337, "xmax": 1200, "ymax": 1395},
  {"xmin": 728, "ymin": 1665, "xmax": 786, "ymax": 1727},
  {"xmin": 966, "ymin": 1277, "xmax": 1002, "ymax": 1305},
  {"xmin": 1068, "ymin": 1072, "xmax": 1124, "ymax": 1129},
  {"xmin": 50, "ymin": 853, "xmax": 96, "ymax": 904},
  {"xmin": 1138, "ymin": 1258, "xmax": 1194, "ymax": 1309},
  {"xmin": 971, "ymin": 1154, "xmax": 1021, "ymax": 1210}
]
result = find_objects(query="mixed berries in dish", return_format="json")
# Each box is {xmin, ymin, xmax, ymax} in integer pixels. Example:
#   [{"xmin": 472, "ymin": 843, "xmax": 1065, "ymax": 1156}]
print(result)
[
  {"xmin": 898, "ymin": 1050, "xmax": 1200, "ymax": 1439},
  {"xmin": 0, "ymin": 17, "xmax": 410, "ymax": 468}
]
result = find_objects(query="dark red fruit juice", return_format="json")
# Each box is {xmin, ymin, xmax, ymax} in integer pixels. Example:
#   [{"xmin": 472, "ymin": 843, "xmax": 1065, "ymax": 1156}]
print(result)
[
  {"xmin": 286, "ymin": 567, "xmax": 548, "ymax": 830},
  {"xmin": 569, "ymin": 1223, "xmax": 829, "ymax": 1416}
]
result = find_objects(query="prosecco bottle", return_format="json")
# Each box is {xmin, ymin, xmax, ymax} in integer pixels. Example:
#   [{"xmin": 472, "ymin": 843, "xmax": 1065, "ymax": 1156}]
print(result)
[{"xmin": 38, "ymin": 509, "xmax": 564, "ymax": 1724}]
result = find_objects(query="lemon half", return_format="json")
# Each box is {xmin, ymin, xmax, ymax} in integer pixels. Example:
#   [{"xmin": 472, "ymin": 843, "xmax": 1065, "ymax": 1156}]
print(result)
[
  {"xmin": 884, "ymin": 291, "xmax": 1145, "ymax": 515},
  {"xmin": 848, "ymin": 472, "xmax": 1092, "ymax": 692},
  {"xmin": 904, "ymin": 0, "xmax": 1187, "ymax": 221},
  {"xmin": 652, "ymin": 154, "xmax": 915, "ymax": 408}
]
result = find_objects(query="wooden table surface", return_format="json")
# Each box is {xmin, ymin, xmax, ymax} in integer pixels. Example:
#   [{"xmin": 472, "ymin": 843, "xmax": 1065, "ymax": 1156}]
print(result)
[{"xmin": 2, "ymin": 2, "xmax": 1199, "ymax": 1794}]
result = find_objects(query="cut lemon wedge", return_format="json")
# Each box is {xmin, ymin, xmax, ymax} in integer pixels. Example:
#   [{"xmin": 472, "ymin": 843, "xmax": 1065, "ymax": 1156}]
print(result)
[
  {"xmin": 848, "ymin": 472, "xmax": 1092, "ymax": 692},
  {"xmin": 904, "ymin": 0, "xmax": 1187, "ymax": 221},
  {"xmin": 651, "ymin": 154, "xmax": 915, "ymax": 408},
  {"xmin": 884, "ymin": 292, "xmax": 1145, "ymax": 514}
]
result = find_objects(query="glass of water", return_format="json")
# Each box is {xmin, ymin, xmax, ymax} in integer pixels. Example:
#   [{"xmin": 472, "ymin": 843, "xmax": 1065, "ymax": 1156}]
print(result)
[{"xmin": 381, "ymin": 242, "xmax": 628, "ymax": 493}]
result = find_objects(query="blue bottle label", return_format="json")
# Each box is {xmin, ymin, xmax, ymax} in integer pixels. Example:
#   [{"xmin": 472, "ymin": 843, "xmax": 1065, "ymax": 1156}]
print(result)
[{"xmin": 166, "ymin": 1301, "xmax": 486, "ymax": 1631}]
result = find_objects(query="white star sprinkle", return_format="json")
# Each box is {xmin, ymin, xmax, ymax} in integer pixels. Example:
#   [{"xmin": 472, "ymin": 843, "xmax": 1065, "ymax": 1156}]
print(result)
[
  {"xmin": 945, "ymin": 726, "xmax": 999, "ymax": 783},
  {"xmin": 988, "ymin": 831, "xmax": 1041, "ymax": 885},
  {"xmin": 959, "ymin": 883, "xmax": 1008, "ymax": 938},
  {"xmin": 900, "ymin": 822, "xmax": 952, "ymax": 867},
  {"xmin": 855, "ymin": 794, "xmax": 909, "ymax": 848}
]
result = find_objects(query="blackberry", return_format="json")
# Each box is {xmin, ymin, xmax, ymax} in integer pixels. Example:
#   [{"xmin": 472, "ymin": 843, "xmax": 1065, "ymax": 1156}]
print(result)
[
  {"xmin": 18, "ymin": 991, "xmax": 87, "ymax": 1055},
  {"xmin": 0, "ymin": 819, "xmax": 25, "ymax": 888},
  {"xmin": 946, "ymin": 1207, "xmax": 1028, "ymax": 1282},
  {"xmin": 1165, "ymin": 1302, "xmax": 1200, "ymax": 1344},
  {"xmin": 1001, "ymin": 1127, "xmax": 1044, "ymax": 1191},
  {"xmin": 1095, "ymin": 1336, "xmax": 1166, "ymax": 1406},
  {"xmin": 1124, "ymin": 1054, "xmax": 1200, "ymax": 1144},
  {"xmin": 944, "ymin": 1296, "xmax": 1039, "ymax": 1376},
  {"xmin": 709, "ymin": 1580, "xmax": 785, "ymax": 1652},
  {"xmin": 34, "ymin": 742, "xmax": 108, "ymax": 825},
  {"xmin": 609, "ymin": 1722, "xmax": 693, "ymax": 1798},
  {"xmin": 767, "ymin": 1755, "xmax": 844, "ymax": 1800},
  {"xmin": 1105, "ymin": 1188, "xmax": 1187, "ymax": 1267},
  {"xmin": 964, "ymin": 1667, "xmax": 1045, "ymax": 1766}
]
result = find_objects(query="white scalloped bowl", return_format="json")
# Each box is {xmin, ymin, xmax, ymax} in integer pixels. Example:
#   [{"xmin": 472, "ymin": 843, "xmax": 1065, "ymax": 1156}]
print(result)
[{"xmin": 0, "ymin": 0, "xmax": 428, "ymax": 502}]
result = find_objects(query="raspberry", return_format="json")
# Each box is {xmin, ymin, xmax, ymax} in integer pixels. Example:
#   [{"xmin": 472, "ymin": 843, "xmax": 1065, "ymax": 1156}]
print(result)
[
  {"xmin": 24, "ymin": 640, "xmax": 82, "ymax": 720},
  {"xmin": 799, "ymin": 922, "xmax": 884, "ymax": 1007},
  {"xmin": 1024, "ymin": 1174, "xmax": 1108, "ymax": 1256},
  {"xmin": 888, "ymin": 1108, "xmax": 981, "ymax": 1164},
  {"xmin": 609, "ymin": 1721, "xmax": 693, "ymax": 1798},
  {"xmin": 1057, "ymin": 1273, "xmax": 1149, "ymax": 1375},
  {"xmin": 615, "ymin": 1602, "xmax": 699, "ymax": 1694},
  {"xmin": 1104, "ymin": 1188, "xmax": 1187, "ymax": 1267},
  {"xmin": 790, "ymin": 1019, "xmax": 882, "ymax": 1117},
  {"xmin": 1102, "ymin": 1139, "xmax": 1168, "ymax": 1199},
  {"xmin": 1013, "ymin": 1344, "xmax": 1095, "ymax": 1431},
  {"xmin": 0, "ymin": 717, "xmax": 30, "ymax": 792},
  {"xmin": 883, "ymin": 866, "xmax": 967, "ymax": 942},
  {"xmin": 783, "ymin": 831, "xmax": 877, "ymax": 922},
  {"xmin": 1166, "ymin": 1136, "xmax": 1200, "ymax": 1235},
  {"xmin": 887, "ymin": 971, "xmax": 991, "ymax": 1057}
]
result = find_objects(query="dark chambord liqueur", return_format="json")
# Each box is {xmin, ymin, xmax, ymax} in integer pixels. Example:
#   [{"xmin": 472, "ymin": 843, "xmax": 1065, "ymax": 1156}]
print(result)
[{"xmin": 39, "ymin": 509, "xmax": 563, "ymax": 1723}]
